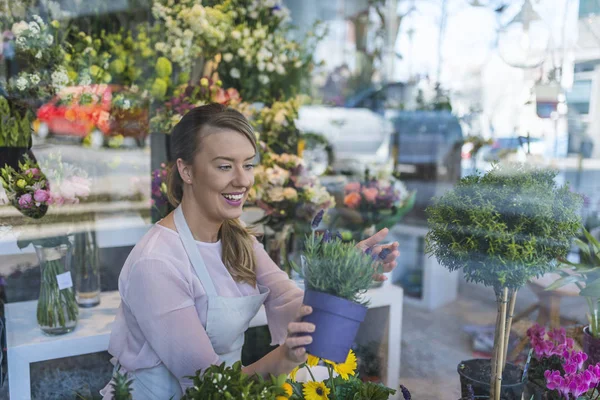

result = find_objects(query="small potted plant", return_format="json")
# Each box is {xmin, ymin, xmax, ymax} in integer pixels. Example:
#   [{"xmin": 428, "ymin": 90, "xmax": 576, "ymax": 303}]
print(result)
[
  {"xmin": 294, "ymin": 210, "xmax": 386, "ymax": 363},
  {"xmin": 426, "ymin": 163, "xmax": 583, "ymax": 400},
  {"xmin": 523, "ymin": 324, "xmax": 577, "ymax": 400},
  {"xmin": 181, "ymin": 361, "xmax": 289, "ymax": 399},
  {"xmin": 548, "ymin": 228, "xmax": 600, "ymax": 365}
]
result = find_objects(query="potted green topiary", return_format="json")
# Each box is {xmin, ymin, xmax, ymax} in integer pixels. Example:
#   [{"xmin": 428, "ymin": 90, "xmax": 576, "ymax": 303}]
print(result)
[
  {"xmin": 425, "ymin": 163, "xmax": 582, "ymax": 400},
  {"xmin": 548, "ymin": 228, "xmax": 600, "ymax": 365},
  {"xmin": 294, "ymin": 210, "xmax": 385, "ymax": 363}
]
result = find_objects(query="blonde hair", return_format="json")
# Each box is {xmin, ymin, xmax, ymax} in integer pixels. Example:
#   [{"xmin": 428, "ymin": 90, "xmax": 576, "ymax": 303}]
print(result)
[{"xmin": 166, "ymin": 103, "xmax": 258, "ymax": 286}]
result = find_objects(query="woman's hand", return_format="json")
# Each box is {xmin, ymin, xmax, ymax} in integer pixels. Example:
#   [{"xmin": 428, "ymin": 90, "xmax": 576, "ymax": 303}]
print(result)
[
  {"xmin": 282, "ymin": 305, "xmax": 314, "ymax": 364},
  {"xmin": 356, "ymin": 227, "xmax": 400, "ymax": 281}
]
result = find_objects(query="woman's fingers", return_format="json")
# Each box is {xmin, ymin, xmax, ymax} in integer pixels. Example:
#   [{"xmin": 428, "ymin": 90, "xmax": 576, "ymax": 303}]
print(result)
[
  {"xmin": 296, "ymin": 305, "xmax": 312, "ymax": 319},
  {"xmin": 286, "ymin": 334, "xmax": 313, "ymax": 349},
  {"xmin": 287, "ymin": 321, "xmax": 315, "ymax": 335}
]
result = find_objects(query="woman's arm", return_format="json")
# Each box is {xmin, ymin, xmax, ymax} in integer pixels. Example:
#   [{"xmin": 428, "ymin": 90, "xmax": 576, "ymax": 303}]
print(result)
[
  {"xmin": 126, "ymin": 257, "xmax": 220, "ymax": 387},
  {"xmin": 242, "ymin": 306, "xmax": 314, "ymax": 378}
]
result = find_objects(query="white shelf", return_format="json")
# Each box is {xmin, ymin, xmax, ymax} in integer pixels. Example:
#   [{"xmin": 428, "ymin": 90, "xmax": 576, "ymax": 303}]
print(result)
[{"xmin": 6, "ymin": 283, "xmax": 403, "ymax": 400}]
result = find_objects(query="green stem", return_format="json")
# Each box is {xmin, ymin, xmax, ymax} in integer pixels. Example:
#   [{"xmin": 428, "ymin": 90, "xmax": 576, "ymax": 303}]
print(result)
[
  {"xmin": 328, "ymin": 364, "xmax": 336, "ymax": 400},
  {"xmin": 306, "ymin": 365, "xmax": 317, "ymax": 382}
]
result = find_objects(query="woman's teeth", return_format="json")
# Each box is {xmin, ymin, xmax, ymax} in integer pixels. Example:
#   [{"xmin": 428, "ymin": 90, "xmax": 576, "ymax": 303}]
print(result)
[{"xmin": 222, "ymin": 193, "xmax": 243, "ymax": 201}]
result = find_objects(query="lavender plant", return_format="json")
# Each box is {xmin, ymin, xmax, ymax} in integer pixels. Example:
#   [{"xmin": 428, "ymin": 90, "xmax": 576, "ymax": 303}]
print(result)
[{"xmin": 293, "ymin": 211, "xmax": 383, "ymax": 305}]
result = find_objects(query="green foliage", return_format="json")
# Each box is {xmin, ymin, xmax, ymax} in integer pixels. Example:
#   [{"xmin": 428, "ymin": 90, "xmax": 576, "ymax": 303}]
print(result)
[
  {"xmin": 181, "ymin": 361, "xmax": 287, "ymax": 400},
  {"xmin": 288, "ymin": 374, "xmax": 395, "ymax": 400},
  {"xmin": 549, "ymin": 228, "xmax": 600, "ymax": 336},
  {"xmin": 111, "ymin": 369, "xmax": 133, "ymax": 400},
  {"xmin": 425, "ymin": 163, "xmax": 582, "ymax": 290},
  {"xmin": 0, "ymin": 97, "xmax": 33, "ymax": 147},
  {"xmin": 296, "ymin": 230, "xmax": 381, "ymax": 304}
]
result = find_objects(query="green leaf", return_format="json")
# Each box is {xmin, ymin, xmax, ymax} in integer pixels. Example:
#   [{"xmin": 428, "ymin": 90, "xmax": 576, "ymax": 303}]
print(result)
[
  {"xmin": 580, "ymin": 278, "xmax": 600, "ymax": 297},
  {"xmin": 545, "ymin": 275, "xmax": 584, "ymax": 291}
]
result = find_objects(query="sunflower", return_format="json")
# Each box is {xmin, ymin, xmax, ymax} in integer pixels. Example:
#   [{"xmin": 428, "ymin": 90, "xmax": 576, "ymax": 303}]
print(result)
[
  {"xmin": 282, "ymin": 382, "xmax": 293, "ymax": 396},
  {"xmin": 289, "ymin": 366, "xmax": 299, "ymax": 382},
  {"xmin": 323, "ymin": 349, "xmax": 357, "ymax": 380},
  {"xmin": 307, "ymin": 354, "xmax": 320, "ymax": 367},
  {"xmin": 302, "ymin": 381, "xmax": 330, "ymax": 400}
]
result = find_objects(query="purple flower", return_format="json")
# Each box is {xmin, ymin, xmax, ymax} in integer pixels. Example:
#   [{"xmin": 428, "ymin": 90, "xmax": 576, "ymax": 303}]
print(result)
[
  {"xmin": 311, "ymin": 209, "xmax": 324, "ymax": 229},
  {"xmin": 321, "ymin": 230, "xmax": 331, "ymax": 244},
  {"xmin": 33, "ymin": 189, "xmax": 50, "ymax": 203},
  {"xmin": 379, "ymin": 248, "xmax": 392, "ymax": 260},
  {"xmin": 335, "ymin": 231, "xmax": 343, "ymax": 242},
  {"xmin": 400, "ymin": 385, "xmax": 411, "ymax": 400},
  {"xmin": 365, "ymin": 246, "xmax": 373, "ymax": 256},
  {"xmin": 18, "ymin": 193, "xmax": 33, "ymax": 209}
]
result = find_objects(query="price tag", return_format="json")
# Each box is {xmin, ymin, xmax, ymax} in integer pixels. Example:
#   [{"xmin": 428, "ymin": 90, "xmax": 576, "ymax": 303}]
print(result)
[{"xmin": 56, "ymin": 272, "xmax": 73, "ymax": 290}]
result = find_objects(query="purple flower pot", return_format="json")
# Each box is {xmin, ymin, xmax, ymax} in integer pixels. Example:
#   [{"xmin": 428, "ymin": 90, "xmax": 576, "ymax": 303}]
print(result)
[
  {"xmin": 584, "ymin": 326, "xmax": 600, "ymax": 366},
  {"xmin": 301, "ymin": 289, "xmax": 367, "ymax": 363}
]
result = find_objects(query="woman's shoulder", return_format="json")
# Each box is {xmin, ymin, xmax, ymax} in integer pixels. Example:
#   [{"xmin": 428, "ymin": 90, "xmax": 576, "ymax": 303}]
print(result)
[{"xmin": 123, "ymin": 224, "xmax": 187, "ymax": 272}]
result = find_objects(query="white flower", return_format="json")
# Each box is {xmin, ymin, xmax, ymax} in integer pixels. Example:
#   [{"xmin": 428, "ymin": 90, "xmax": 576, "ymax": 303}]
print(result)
[
  {"xmin": 253, "ymin": 28, "xmax": 267, "ymax": 40},
  {"xmin": 278, "ymin": 54, "xmax": 287, "ymax": 63},
  {"xmin": 237, "ymin": 48, "xmax": 246, "ymax": 57},
  {"xmin": 130, "ymin": 85, "xmax": 139, "ymax": 93},
  {"xmin": 223, "ymin": 53, "xmax": 233, "ymax": 62},
  {"xmin": 266, "ymin": 165, "xmax": 289, "ymax": 186},
  {"xmin": 15, "ymin": 76, "xmax": 28, "ymax": 91},
  {"xmin": 294, "ymin": 60, "xmax": 302, "ymax": 68},
  {"xmin": 155, "ymin": 42, "xmax": 167, "ymax": 53},
  {"xmin": 230, "ymin": 68, "xmax": 241, "ymax": 79},
  {"xmin": 257, "ymin": 62, "xmax": 266, "ymax": 71},
  {"xmin": 46, "ymin": 34, "xmax": 53, "ymax": 45},
  {"xmin": 231, "ymin": 31, "xmax": 242, "ymax": 40},
  {"xmin": 183, "ymin": 29, "xmax": 194, "ymax": 40},
  {"xmin": 16, "ymin": 37, "xmax": 27, "ymax": 47},
  {"xmin": 29, "ymin": 73, "xmax": 40, "ymax": 85},
  {"xmin": 33, "ymin": 15, "xmax": 44, "ymax": 26},
  {"xmin": 12, "ymin": 21, "xmax": 29, "ymax": 37},
  {"xmin": 264, "ymin": 0, "xmax": 277, "ymax": 7},
  {"xmin": 244, "ymin": 37, "xmax": 254, "ymax": 46},
  {"xmin": 79, "ymin": 74, "xmax": 92, "ymax": 86},
  {"xmin": 123, "ymin": 100, "xmax": 131, "ymax": 110},
  {"xmin": 28, "ymin": 21, "xmax": 41, "ymax": 33},
  {"xmin": 258, "ymin": 74, "xmax": 269, "ymax": 84},
  {"xmin": 249, "ymin": 11, "xmax": 258, "ymax": 19},
  {"xmin": 266, "ymin": 63, "xmax": 275, "ymax": 72},
  {"xmin": 35, "ymin": 51, "xmax": 42, "ymax": 59},
  {"xmin": 51, "ymin": 67, "xmax": 69, "ymax": 90},
  {"xmin": 276, "ymin": 64, "xmax": 285, "ymax": 75},
  {"xmin": 267, "ymin": 187, "xmax": 285, "ymax": 202},
  {"xmin": 243, "ymin": 28, "xmax": 250, "ymax": 37}
]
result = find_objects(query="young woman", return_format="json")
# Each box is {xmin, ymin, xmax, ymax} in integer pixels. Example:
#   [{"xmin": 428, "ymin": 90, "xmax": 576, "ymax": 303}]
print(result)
[{"xmin": 101, "ymin": 104, "xmax": 399, "ymax": 399}]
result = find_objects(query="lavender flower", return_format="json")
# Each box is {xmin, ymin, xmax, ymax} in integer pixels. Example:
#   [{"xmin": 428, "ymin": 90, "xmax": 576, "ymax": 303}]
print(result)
[
  {"xmin": 400, "ymin": 385, "xmax": 411, "ymax": 400},
  {"xmin": 335, "ymin": 231, "xmax": 343, "ymax": 242},
  {"xmin": 365, "ymin": 246, "xmax": 373, "ymax": 256},
  {"xmin": 321, "ymin": 230, "xmax": 331, "ymax": 244},
  {"xmin": 311, "ymin": 209, "xmax": 324, "ymax": 230},
  {"xmin": 378, "ymin": 248, "xmax": 392, "ymax": 260}
]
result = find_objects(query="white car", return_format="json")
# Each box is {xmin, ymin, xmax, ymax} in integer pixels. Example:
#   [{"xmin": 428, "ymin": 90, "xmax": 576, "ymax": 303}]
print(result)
[{"xmin": 295, "ymin": 105, "xmax": 394, "ymax": 175}]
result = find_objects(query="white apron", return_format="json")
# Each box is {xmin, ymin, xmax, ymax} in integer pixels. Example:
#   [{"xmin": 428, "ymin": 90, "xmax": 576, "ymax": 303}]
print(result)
[{"xmin": 101, "ymin": 206, "xmax": 269, "ymax": 399}]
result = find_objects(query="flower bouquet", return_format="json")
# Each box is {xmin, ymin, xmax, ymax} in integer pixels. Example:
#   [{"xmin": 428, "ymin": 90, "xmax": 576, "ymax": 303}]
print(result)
[
  {"xmin": 524, "ymin": 324, "xmax": 600, "ymax": 400},
  {"xmin": 292, "ymin": 210, "xmax": 387, "ymax": 363},
  {"xmin": 337, "ymin": 172, "xmax": 415, "ymax": 239},
  {"xmin": 1, "ymin": 154, "xmax": 92, "ymax": 334}
]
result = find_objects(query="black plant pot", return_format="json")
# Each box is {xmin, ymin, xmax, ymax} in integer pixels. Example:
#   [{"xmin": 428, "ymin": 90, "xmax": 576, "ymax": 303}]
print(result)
[
  {"xmin": 523, "ymin": 379, "xmax": 557, "ymax": 400},
  {"xmin": 457, "ymin": 359, "xmax": 525, "ymax": 400},
  {"xmin": 584, "ymin": 326, "xmax": 600, "ymax": 366},
  {"xmin": 0, "ymin": 146, "xmax": 37, "ymax": 170}
]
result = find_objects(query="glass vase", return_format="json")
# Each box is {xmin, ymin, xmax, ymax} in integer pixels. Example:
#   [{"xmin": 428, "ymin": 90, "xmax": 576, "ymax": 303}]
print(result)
[
  {"xmin": 73, "ymin": 230, "xmax": 101, "ymax": 307},
  {"xmin": 35, "ymin": 242, "xmax": 79, "ymax": 335}
]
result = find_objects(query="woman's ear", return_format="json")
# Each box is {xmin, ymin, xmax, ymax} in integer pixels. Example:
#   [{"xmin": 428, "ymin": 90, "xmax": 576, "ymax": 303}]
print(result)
[{"xmin": 176, "ymin": 158, "xmax": 193, "ymax": 184}]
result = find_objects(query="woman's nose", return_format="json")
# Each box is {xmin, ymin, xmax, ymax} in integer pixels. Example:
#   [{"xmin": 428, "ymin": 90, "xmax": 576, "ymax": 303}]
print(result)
[{"xmin": 233, "ymin": 167, "xmax": 252, "ymax": 187}]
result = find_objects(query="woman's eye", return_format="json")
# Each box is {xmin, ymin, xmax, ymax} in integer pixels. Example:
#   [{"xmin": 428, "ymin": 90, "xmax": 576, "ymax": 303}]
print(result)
[
  {"xmin": 218, "ymin": 165, "xmax": 232, "ymax": 171},
  {"xmin": 244, "ymin": 164, "xmax": 255, "ymax": 170}
]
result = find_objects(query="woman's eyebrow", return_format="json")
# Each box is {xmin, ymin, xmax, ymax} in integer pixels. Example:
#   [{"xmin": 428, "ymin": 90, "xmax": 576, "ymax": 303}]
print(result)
[{"xmin": 212, "ymin": 155, "xmax": 256, "ymax": 162}]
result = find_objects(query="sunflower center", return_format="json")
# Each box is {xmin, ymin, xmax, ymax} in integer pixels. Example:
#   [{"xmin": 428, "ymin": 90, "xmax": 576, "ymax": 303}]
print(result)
[{"xmin": 316, "ymin": 387, "xmax": 324, "ymax": 395}]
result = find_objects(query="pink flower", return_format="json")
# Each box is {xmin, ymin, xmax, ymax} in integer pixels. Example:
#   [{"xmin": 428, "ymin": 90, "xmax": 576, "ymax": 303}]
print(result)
[
  {"xmin": 68, "ymin": 176, "xmax": 91, "ymax": 198},
  {"xmin": 344, "ymin": 182, "xmax": 361, "ymax": 193},
  {"xmin": 33, "ymin": 189, "xmax": 50, "ymax": 203},
  {"xmin": 18, "ymin": 193, "xmax": 33, "ymax": 208},
  {"xmin": 344, "ymin": 192, "xmax": 361, "ymax": 209},
  {"xmin": 362, "ymin": 188, "xmax": 379, "ymax": 203},
  {"xmin": 25, "ymin": 168, "xmax": 40, "ymax": 177}
]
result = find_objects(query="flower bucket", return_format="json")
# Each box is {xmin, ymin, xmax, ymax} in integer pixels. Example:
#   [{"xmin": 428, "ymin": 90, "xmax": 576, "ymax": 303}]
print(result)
[
  {"xmin": 457, "ymin": 359, "xmax": 525, "ymax": 400},
  {"xmin": 301, "ymin": 289, "xmax": 367, "ymax": 363},
  {"xmin": 584, "ymin": 326, "xmax": 600, "ymax": 366}
]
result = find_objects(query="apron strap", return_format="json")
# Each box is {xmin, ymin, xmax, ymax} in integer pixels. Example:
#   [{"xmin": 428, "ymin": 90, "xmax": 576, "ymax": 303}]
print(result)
[{"xmin": 174, "ymin": 205, "xmax": 218, "ymax": 296}]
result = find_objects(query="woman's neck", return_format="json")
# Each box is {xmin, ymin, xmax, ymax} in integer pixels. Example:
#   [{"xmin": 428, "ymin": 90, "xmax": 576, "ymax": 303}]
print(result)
[{"xmin": 180, "ymin": 198, "xmax": 222, "ymax": 243}]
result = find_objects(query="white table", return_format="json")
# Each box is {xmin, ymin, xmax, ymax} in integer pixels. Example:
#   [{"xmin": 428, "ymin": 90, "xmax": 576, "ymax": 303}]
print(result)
[{"xmin": 6, "ymin": 283, "xmax": 403, "ymax": 400}]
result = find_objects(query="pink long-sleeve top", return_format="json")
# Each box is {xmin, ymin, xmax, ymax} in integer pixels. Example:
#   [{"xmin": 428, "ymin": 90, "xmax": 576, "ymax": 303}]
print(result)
[{"xmin": 107, "ymin": 223, "xmax": 304, "ymax": 388}]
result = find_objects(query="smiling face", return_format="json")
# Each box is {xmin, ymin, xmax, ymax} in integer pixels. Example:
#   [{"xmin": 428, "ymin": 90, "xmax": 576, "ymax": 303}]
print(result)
[{"xmin": 177, "ymin": 127, "xmax": 256, "ymax": 223}]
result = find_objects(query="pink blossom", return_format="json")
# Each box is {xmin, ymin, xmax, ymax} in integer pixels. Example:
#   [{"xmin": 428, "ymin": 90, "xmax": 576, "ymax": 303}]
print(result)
[
  {"xmin": 362, "ymin": 188, "xmax": 379, "ymax": 203},
  {"xmin": 68, "ymin": 176, "xmax": 91, "ymax": 198},
  {"xmin": 344, "ymin": 182, "xmax": 361, "ymax": 193},
  {"xmin": 18, "ymin": 193, "xmax": 33, "ymax": 208},
  {"xmin": 33, "ymin": 189, "xmax": 50, "ymax": 203},
  {"xmin": 25, "ymin": 168, "xmax": 40, "ymax": 177}
]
